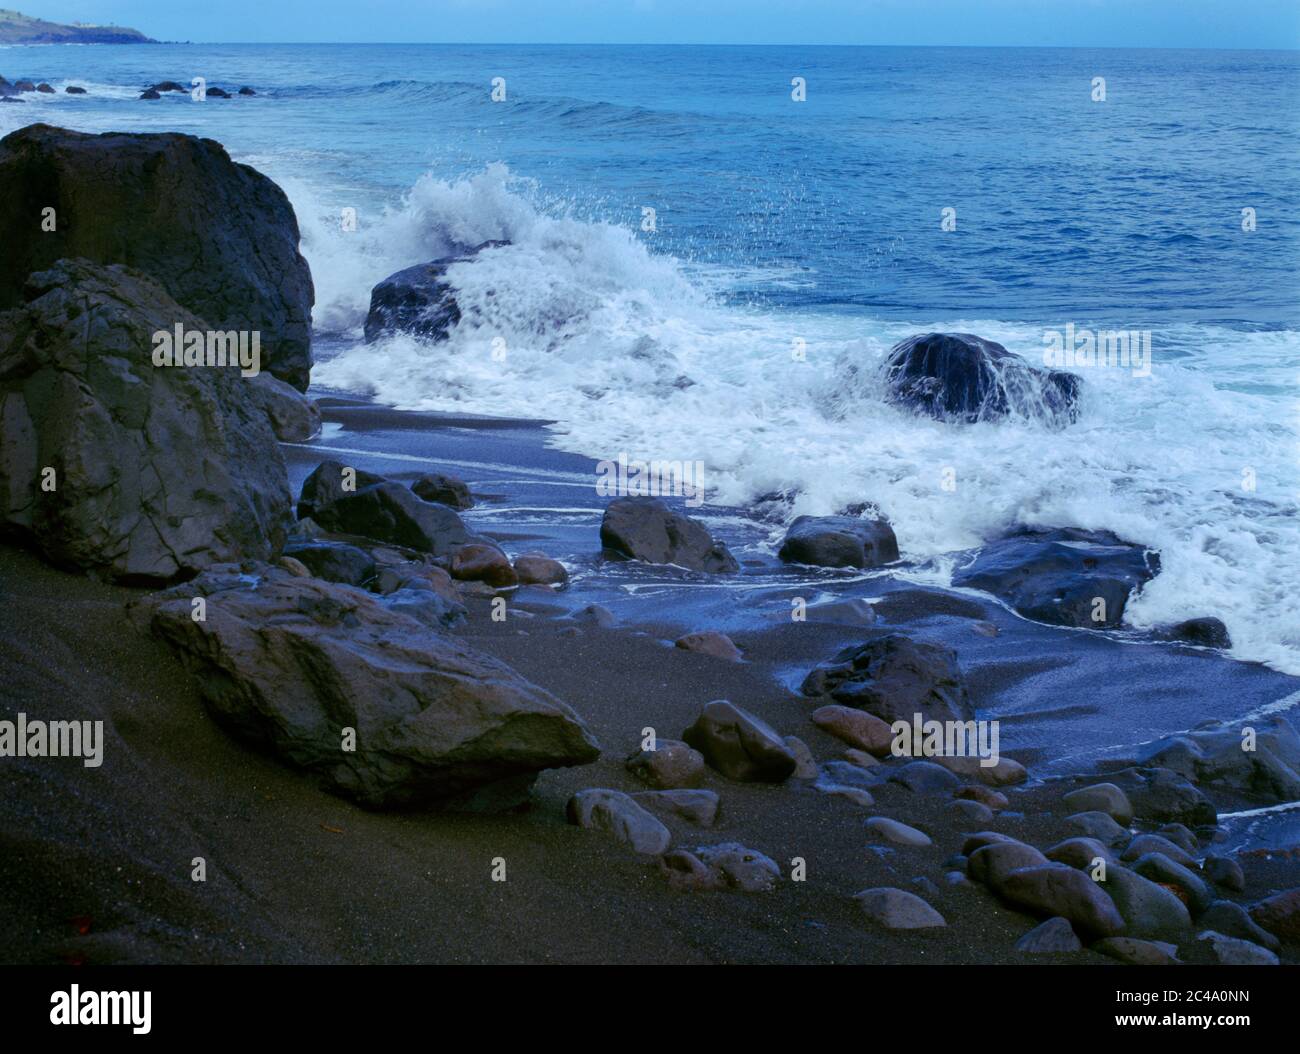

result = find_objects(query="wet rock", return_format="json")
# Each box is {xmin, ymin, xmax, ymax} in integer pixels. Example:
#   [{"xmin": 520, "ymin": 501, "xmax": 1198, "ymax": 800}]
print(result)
[
  {"xmin": 801, "ymin": 597, "xmax": 877, "ymax": 625},
  {"xmin": 150, "ymin": 81, "xmax": 187, "ymax": 92},
  {"xmin": 600, "ymin": 496, "xmax": 739, "ymax": 573},
  {"xmin": 206, "ymin": 86, "xmax": 231, "ymax": 99},
  {"xmin": 625, "ymin": 739, "xmax": 705, "ymax": 789},
  {"xmin": 631, "ymin": 789, "xmax": 719, "ymax": 827},
  {"xmin": 810, "ymin": 704, "xmax": 893, "ymax": 755},
  {"xmin": 880, "ymin": 331, "xmax": 1082, "ymax": 425},
  {"xmin": 930, "ymin": 753, "xmax": 1028, "ymax": 787},
  {"xmin": 0, "ymin": 260, "xmax": 291, "ymax": 581},
  {"xmin": 1124, "ymin": 717, "xmax": 1300, "ymax": 803},
  {"xmin": 362, "ymin": 244, "xmax": 506, "ymax": 344},
  {"xmin": 1093, "ymin": 766, "xmax": 1217, "ymax": 826},
  {"xmin": 952, "ymin": 528, "xmax": 1158, "ymax": 629},
  {"xmin": 35, "ymin": 83, "xmax": 55, "ymax": 94},
  {"xmin": 282, "ymin": 541, "xmax": 376, "ymax": 587},
  {"xmin": 865, "ymin": 816, "xmax": 932, "ymax": 847},
  {"xmin": 1015, "ymin": 917, "xmax": 1082, "ymax": 954},
  {"xmin": 64, "ymin": 85, "xmax": 87, "ymax": 94},
  {"xmin": 238, "ymin": 86, "xmax": 256, "ymax": 96},
  {"xmin": 410, "ymin": 472, "xmax": 473, "ymax": 510},
  {"xmin": 248, "ymin": 374, "xmax": 321, "ymax": 441},
  {"xmin": 377, "ymin": 585, "xmax": 466, "ymax": 630},
  {"xmin": 801, "ymin": 633, "xmax": 972, "ymax": 724},
  {"xmin": 1045, "ymin": 837, "xmax": 1119, "ymax": 872},
  {"xmin": 853, "ymin": 887, "xmax": 946, "ymax": 929},
  {"xmin": 956, "ymin": 785, "xmax": 1009, "ymax": 811},
  {"xmin": 1156, "ymin": 822, "xmax": 1199, "ymax": 854},
  {"xmin": 1165, "ymin": 617, "xmax": 1231, "ymax": 649},
  {"xmin": 450, "ymin": 542, "xmax": 518, "ymax": 587},
  {"xmin": 310, "ymin": 481, "xmax": 470, "ymax": 556},
  {"xmin": 139, "ymin": 88, "xmax": 161, "ymax": 100},
  {"xmin": 512, "ymin": 552, "xmax": 568, "ymax": 587},
  {"xmin": 296, "ymin": 460, "xmax": 385, "ymax": 520},
  {"xmin": 778, "ymin": 514, "xmax": 899, "ymax": 569},
  {"xmin": 947, "ymin": 798, "xmax": 993, "ymax": 825},
  {"xmin": 1065, "ymin": 811, "xmax": 1128, "ymax": 843},
  {"xmin": 138, "ymin": 565, "xmax": 600, "ymax": 808},
  {"xmin": 1061, "ymin": 783, "xmax": 1133, "ymax": 825},
  {"xmin": 683, "ymin": 700, "xmax": 796, "ymax": 782},
  {"xmin": 674, "ymin": 630, "xmax": 742, "ymax": 662},
  {"xmin": 567, "ymin": 789, "xmax": 670, "ymax": 856},
  {"xmin": 997, "ymin": 865, "xmax": 1126, "ymax": 938},
  {"xmin": 0, "ymin": 124, "xmax": 315, "ymax": 389},
  {"xmin": 570, "ymin": 603, "xmax": 616, "ymax": 627}
]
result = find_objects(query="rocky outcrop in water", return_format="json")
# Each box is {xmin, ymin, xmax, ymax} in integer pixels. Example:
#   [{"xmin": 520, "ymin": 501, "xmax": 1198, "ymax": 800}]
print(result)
[
  {"xmin": 600, "ymin": 496, "xmax": 739, "ymax": 573},
  {"xmin": 882, "ymin": 332, "xmax": 1081, "ymax": 425},
  {"xmin": 363, "ymin": 241, "xmax": 507, "ymax": 344},
  {"xmin": 778, "ymin": 513, "xmax": 899, "ymax": 568}
]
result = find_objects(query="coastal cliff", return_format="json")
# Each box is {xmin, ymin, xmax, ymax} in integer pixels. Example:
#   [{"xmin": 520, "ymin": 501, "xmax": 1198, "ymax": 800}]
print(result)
[{"xmin": 0, "ymin": 7, "xmax": 154, "ymax": 44}]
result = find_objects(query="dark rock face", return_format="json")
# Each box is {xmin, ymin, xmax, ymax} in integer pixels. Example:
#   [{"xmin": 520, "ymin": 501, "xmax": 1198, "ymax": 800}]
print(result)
[
  {"xmin": 1085, "ymin": 766, "xmax": 1217, "ymax": 826},
  {"xmin": 411, "ymin": 472, "xmax": 473, "ymax": 509},
  {"xmin": 778, "ymin": 514, "xmax": 899, "ymax": 568},
  {"xmin": 282, "ymin": 540, "xmax": 377, "ymax": 587},
  {"xmin": 35, "ymin": 83, "xmax": 55, "ymax": 94},
  {"xmin": 136, "ymin": 565, "xmax": 601, "ymax": 809},
  {"xmin": 952, "ymin": 528, "xmax": 1158, "ymax": 629},
  {"xmin": 297, "ymin": 459, "xmax": 386, "ymax": 520},
  {"xmin": 309, "ymin": 481, "xmax": 470, "ymax": 556},
  {"xmin": 1166, "ymin": 617, "xmax": 1231, "ymax": 649},
  {"xmin": 64, "ymin": 86, "xmax": 86, "ymax": 95},
  {"xmin": 882, "ymin": 332, "xmax": 1082, "ymax": 425},
  {"xmin": 363, "ymin": 241, "xmax": 506, "ymax": 344},
  {"xmin": 0, "ymin": 260, "xmax": 292, "ymax": 581},
  {"xmin": 206, "ymin": 87, "xmax": 231, "ymax": 99},
  {"xmin": 247, "ymin": 373, "xmax": 320, "ymax": 442},
  {"xmin": 14, "ymin": 80, "xmax": 34, "ymax": 92},
  {"xmin": 139, "ymin": 89, "xmax": 161, "ymax": 100},
  {"xmin": 150, "ymin": 81, "xmax": 187, "ymax": 93},
  {"xmin": 0, "ymin": 124, "xmax": 316, "ymax": 390},
  {"xmin": 1123, "ymin": 717, "xmax": 1300, "ymax": 803},
  {"xmin": 600, "ymin": 496, "xmax": 739, "ymax": 574},
  {"xmin": 801, "ymin": 634, "xmax": 972, "ymax": 724},
  {"xmin": 238, "ymin": 86, "xmax": 256, "ymax": 96}
]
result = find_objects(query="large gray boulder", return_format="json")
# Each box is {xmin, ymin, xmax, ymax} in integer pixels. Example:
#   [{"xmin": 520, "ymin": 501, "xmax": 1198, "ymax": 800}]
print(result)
[
  {"xmin": 135, "ymin": 564, "xmax": 600, "ymax": 808},
  {"xmin": 0, "ymin": 260, "xmax": 292, "ymax": 581},
  {"xmin": 600, "ymin": 496, "xmax": 738, "ymax": 573},
  {"xmin": 0, "ymin": 124, "xmax": 315, "ymax": 389},
  {"xmin": 1122, "ymin": 717, "xmax": 1300, "ymax": 803},
  {"xmin": 682, "ymin": 699, "xmax": 796, "ymax": 782},
  {"xmin": 305, "ymin": 474, "xmax": 470, "ymax": 556}
]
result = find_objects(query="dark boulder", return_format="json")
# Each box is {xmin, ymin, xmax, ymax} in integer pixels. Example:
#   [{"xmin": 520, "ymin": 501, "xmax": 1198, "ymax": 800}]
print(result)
[
  {"xmin": 283, "ymin": 541, "xmax": 377, "ymax": 587},
  {"xmin": 0, "ymin": 97, "xmax": 21, "ymax": 104},
  {"xmin": 801, "ymin": 633, "xmax": 972, "ymax": 724},
  {"xmin": 64, "ymin": 85, "xmax": 87, "ymax": 94},
  {"xmin": 310, "ymin": 481, "xmax": 470, "ymax": 556},
  {"xmin": 778, "ymin": 513, "xmax": 899, "ymax": 568},
  {"xmin": 135, "ymin": 564, "xmax": 600, "ymax": 809},
  {"xmin": 14, "ymin": 80, "xmax": 34, "ymax": 92},
  {"xmin": 0, "ymin": 124, "xmax": 316, "ymax": 390},
  {"xmin": 951, "ymin": 527, "xmax": 1158, "ymax": 629},
  {"xmin": 600, "ymin": 496, "xmax": 739, "ymax": 574},
  {"xmin": 238, "ymin": 86, "xmax": 256, "ymax": 96},
  {"xmin": 882, "ymin": 332, "xmax": 1082, "ymax": 425},
  {"xmin": 150, "ymin": 81, "xmax": 187, "ymax": 92},
  {"xmin": 411, "ymin": 471, "xmax": 473, "ymax": 509},
  {"xmin": 297, "ymin": 459, "xmax": 386, "ymax": 520},
  {"xmin": 139, "ymin": 89, "xmax": 161, "ymax": 100},
  {"xmin": 363, "ymin": 241, "xmax": 506, "ymax": 344},
  {"xmin": 0, "ymin": 260, "xmax": 292, "ymax": 581},
  {"xmin": 683, "ymin": 700, "xmax": 797, "ymax": 783},
  {"xmin": 206, "ymin": 86, "xmax": 231, "ymax": 98},
  {"xmin": 35, "ymin": 83, "xmax": 55, "ymax": 94},
  {"xmin": 1165, "ymin": 617, "xmax": 1231, "ymax": 649}
]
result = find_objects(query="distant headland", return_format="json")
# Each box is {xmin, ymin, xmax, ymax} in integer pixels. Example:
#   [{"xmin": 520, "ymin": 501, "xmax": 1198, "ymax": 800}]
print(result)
[{"xmin": 0, "ymin": 7, "xmax": 155, "ymax": 44}]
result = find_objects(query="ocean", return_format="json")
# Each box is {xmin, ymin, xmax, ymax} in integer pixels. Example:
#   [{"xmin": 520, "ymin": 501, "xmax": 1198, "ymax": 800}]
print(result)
[{"xmin": 2, "ymin": 41, "xmax": 1298, "ymax": 671}]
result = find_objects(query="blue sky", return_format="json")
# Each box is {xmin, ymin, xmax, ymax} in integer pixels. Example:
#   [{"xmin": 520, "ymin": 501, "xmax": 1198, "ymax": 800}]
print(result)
[{"xmin": 29, "ymin": 0, "xmax": 1300, "ymax": 47}]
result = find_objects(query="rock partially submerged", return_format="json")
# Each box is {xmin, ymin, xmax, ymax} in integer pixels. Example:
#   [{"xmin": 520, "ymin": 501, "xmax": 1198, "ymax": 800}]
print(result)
[
  {"xmin": 801, "ymin": 633, "xmax": 972, "ymax": 724},
  {"xmin": 778, "ymin": 514, "xmax": 899, "ymax": 569},
  {"xmin": 137, "ymin": 564, "xmax": 600, "ymax": 809},
  {"xmin": 952, "ymin": 527, "xmax": 1158, "ymax": 629},
  {"xmin": 0, "ymin": 124, "xmax": 315, "ymax": 389},
  {"xmin": 600, "ymin": 496, "xmax": 738, "ymax": 573},
  {"xmin": 881, "ymin": 332, "xmax": 1082, "ymax": 426},
  {"xmin": 363, "ymin": 242, "xmax": 506, "ymax": 344},
  {"xmin": 0, "ymin": 260, "xmax": 292, "ymax": 581}
]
